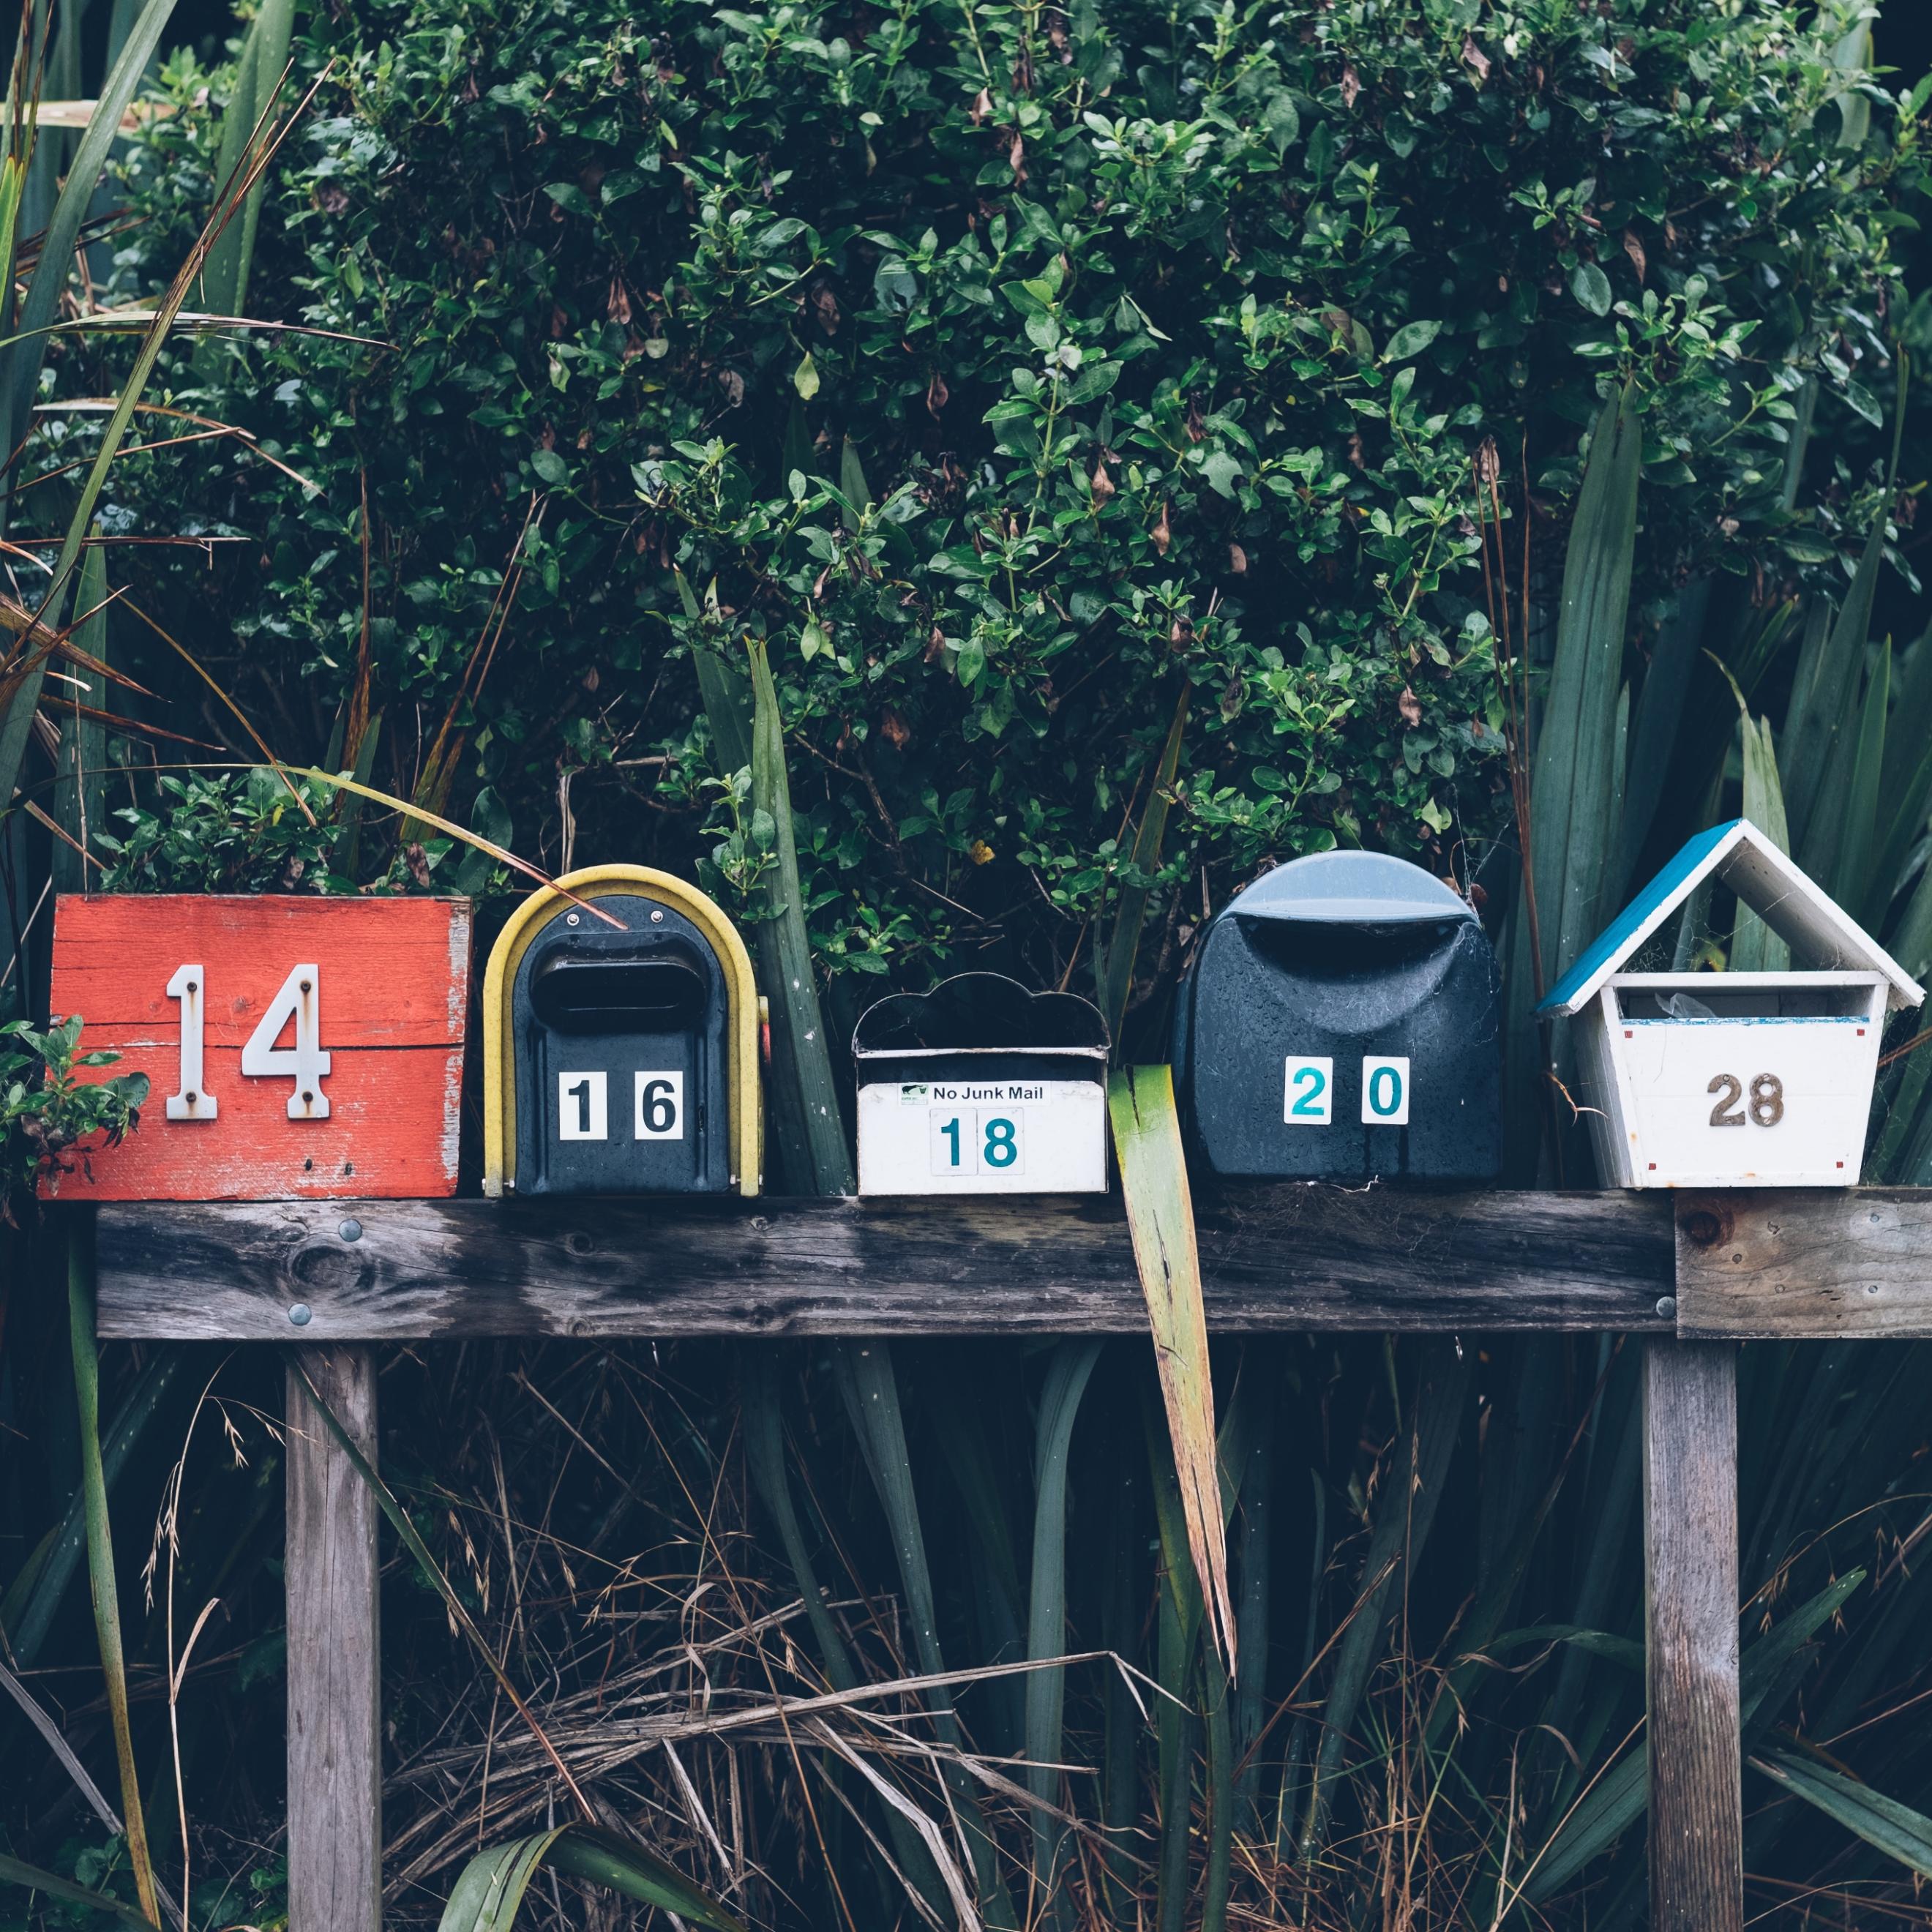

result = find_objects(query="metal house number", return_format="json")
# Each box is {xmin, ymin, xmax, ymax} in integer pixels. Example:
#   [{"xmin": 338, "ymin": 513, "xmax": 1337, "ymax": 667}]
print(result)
[
  {"xmin": 165, "ymin": 962, "xmax": 332, "ymax": 1121},
  {"xmin": 1706, "ymin": 1071, "xmax": 1785, "ymax": 1129}
]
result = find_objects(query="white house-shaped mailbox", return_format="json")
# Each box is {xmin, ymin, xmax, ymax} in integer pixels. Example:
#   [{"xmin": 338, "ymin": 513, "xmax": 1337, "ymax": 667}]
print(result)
[{"xmin": 1538, "ymin": 818, "xmax": 1924, "ymax": 1188}]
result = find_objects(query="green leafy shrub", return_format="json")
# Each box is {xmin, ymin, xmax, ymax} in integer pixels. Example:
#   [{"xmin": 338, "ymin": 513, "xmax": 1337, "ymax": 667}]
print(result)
[
  {"xmin": 94, "ymin": 768, "xmax": 341, "ymax": 892},
  {"xmin": 95, "ymin": 0, "xmax": 1915, "ymax": 1037},
  {"xmin": 0, "ymin": 1017, "xmax": 149, "ymax": 1212},
  {"xmin": 95, "ymin": 766, "xmax": 466, "ymax": 896}
]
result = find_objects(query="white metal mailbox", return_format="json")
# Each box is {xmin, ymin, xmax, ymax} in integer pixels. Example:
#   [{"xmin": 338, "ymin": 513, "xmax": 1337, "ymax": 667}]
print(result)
[
  {"xmin": 853, "ymin": 973, "xmax": 1109, "ymax": 1196},
  {"xmin": 1538, "ymin": 820, "xmax": 1924, "ymax": 1188}
]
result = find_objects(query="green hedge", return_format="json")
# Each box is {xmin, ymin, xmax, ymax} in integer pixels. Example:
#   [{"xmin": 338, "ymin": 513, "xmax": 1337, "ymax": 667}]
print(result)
[{"xmin": 99, "ymin": 0, "xmax": 1910, "ymax": 1025}]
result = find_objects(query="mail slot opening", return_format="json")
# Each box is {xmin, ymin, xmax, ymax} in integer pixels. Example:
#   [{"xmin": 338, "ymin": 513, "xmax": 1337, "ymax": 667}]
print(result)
[
  {"xmin": 1244, "ymin": 916, "xmax": 1467, "ymax": 978},
  {"xmin": 1610, "ymin": 977, "xmax": 1875, "ymax": 1022},
  {"xmin": 529, "ymin": 952, "xmax": 708, "ymax": 1033}
]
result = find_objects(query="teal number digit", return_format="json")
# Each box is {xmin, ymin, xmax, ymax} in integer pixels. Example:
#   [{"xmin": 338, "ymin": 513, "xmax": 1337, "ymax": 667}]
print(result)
[
  {"xmin": 1368, "ymin": 1064, "xmax": 1402, "ymax": 1118},
  {"xmin": 984, "ymin": 1117, "xmax": 1019, "ymax": 1167},
  {"xmin": 940, "ymin": 1117, "xmax": 962, "ymax": 1167},
  {"xmin": 1290, "ymin": 1066, "xmax": 1326, "ymax": 1117}
]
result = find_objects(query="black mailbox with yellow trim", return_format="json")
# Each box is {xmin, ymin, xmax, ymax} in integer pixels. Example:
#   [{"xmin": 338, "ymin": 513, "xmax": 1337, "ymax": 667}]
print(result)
[{"xmin": 483, "ymin": 866, "xmax": 761, "ymax": 1197}]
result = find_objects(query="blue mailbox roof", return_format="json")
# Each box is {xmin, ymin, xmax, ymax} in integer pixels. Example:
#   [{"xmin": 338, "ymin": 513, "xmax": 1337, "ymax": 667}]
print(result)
[
  {"xmin": 1538, "ymin": 818, "xmax": 1926, "ymax": 1016},
  {"xmin": 1228, "ymin": 849, "xmax": 1477, "ymax": 925}
]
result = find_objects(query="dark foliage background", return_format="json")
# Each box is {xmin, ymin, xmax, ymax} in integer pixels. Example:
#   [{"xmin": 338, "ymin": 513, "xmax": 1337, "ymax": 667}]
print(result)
[
  {"xmin": 10, "ymin": 2, "xmax": 1932, "ymax": 1929},
  {"xmin": 54, "ymin": 0, "xmax": 1914, "ymax": 1042}
]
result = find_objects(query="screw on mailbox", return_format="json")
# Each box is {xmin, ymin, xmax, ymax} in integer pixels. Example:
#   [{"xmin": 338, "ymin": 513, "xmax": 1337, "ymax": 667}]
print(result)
[
  {"xmin": 288, "ymin": 1303, "xmax": 312, "ymax": 1327},
  {"xmin": 1655, "ymin": 1295, "xmax": 1677, "ymax": 1318},
  {"xmin": 339, "ymin": 1218, "xmax": 362, "ymax": 1243}
]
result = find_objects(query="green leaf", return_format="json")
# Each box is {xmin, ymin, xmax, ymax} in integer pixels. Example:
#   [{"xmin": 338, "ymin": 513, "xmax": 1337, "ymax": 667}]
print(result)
[
  {"xmin": 1098, "ymin": 689, "xmax": 1188, "ymax": 1045},
  {"xmin": 1382, "ymin": 319, "xmax": 1441, "ymax": 362},
  {"xmin": 747, "ymin": 638, "xmax": 852, "ymax": 1195},
  {"xmin": 832, "ymin": 1340, "xmax": 1019, "ymax": 1927},
  {"xmin": 1025, "ymin": 1338, "xmax": 1104, "ymax": 1902},
  {"xmin": 66, "ymin": 1217, "xmax": 162, "ymax": 1925},
  {"xmin": 1109, "ymin": 1068, "xmax": 1235, "ymax": 1679},
  {"xmin": 1570, "ymin": 261, "xmax": 1613, "ymax": 316},
  {"xmin": 437, "ymin": 1826, "xmax": 746, "ymax": 1932},
  {"xmin": 1199, "ymin": 449, "xmax": 1241, "ymax": 497},
  {"xmin": 5, "ymin": 0, "xmax": 179, "ymax": 449},
  {"xmin": 0, "ymin": 1850, "xmax": 157, "ymax": 1928},
  {"xmin": 1300, "ymin": 1338, "xmax": 1469, "ymax": 1860},
  {"xmin": 1783, "ymin": 353, "xmax": 1904, "ymax": 853},
  {"xmin": 531, "ymin": 447, "xmax": 569, "ymax": 485},
  {"xmin": 1509, "ymin": 383, "xmax": 1641, "ymax": 1179},
  {"xmin": 1261, "ymin": 90, "xmax": 1299, "ymax": 154},
  {"xmin": 1752, "ymin": 1751, "xmax": 1932, "ymax": 1879},
  {"xmin": 792, "ymin": 349, "xmax": 820, "ymax": 399},
  {"xmin": 1730, "ymin": 714, "xmax": 1791, "ymax": 973},
  {"xmin": 198, "ymin": 0, "xmax": 296, "ymax": 317}
]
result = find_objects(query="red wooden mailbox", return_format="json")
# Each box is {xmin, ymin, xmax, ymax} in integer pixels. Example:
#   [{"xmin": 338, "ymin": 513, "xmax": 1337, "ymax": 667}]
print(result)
[{"xmin": 45, "ymin": 894, "xmax": 472, "ymax": 1199}]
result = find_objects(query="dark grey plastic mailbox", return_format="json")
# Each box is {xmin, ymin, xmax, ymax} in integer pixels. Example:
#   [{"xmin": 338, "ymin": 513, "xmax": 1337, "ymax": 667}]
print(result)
[
  {"xmin": 1172, "ymin": 850, "xmax": 1500, "ymax": 1181},
  {"xmin": 509, "ymin": 894, "xmax": 734, "ymax": 1197}
]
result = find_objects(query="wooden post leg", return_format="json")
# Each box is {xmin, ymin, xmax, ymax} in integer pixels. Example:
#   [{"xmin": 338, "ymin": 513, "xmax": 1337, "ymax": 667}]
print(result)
[
  {"xmin": 286, "ymin": 1344, "xmax": 381, "ymax": 1932},
  {"xmin": 1643, "ymin": 1338, "xmax": 1741, "ymax": 1932}
]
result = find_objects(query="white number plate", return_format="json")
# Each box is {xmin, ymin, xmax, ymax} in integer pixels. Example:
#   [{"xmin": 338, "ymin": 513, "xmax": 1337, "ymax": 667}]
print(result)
[
  {"xmin": 1620, "ymin": 1018, "xmax": 1876, "ymax": 1185},
  {"xmin": 1282, "ymin": 1056, "xmax": 1413, "ymax": 1128},
  {"xmin": 858, "ymin": 1079, "xmax": 1106, "ymax": 1195}
]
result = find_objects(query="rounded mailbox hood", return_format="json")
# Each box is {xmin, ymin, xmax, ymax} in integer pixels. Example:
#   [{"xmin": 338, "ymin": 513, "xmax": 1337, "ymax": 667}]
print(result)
[
  {"xmin": 853, "ymin": 971, "xmax": 1108, "ymax": 1056},
  {"xmin": 1227, "ymin": 849, "xmax": 1475, "ymax": 926}
]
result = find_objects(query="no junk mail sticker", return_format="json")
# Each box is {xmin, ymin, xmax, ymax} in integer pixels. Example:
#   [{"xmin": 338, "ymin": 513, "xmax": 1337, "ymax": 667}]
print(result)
[{"xmin": 45, "ymin": 894, "xmax": 472, "ymax": 1200}]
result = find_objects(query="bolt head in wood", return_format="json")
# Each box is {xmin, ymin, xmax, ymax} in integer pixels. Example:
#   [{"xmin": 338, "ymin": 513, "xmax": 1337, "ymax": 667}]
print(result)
[
  {"xmin": 288, "ymin": 1303, "xmax": 312, "ymax": 1327},
  {"xmin": 339, "ymin": 1218, "xmax": 362, "ymax": 1243},
  {"xmin": 1656, "ymin": 1295, "xmax": 1677, "ymax": 1319}
]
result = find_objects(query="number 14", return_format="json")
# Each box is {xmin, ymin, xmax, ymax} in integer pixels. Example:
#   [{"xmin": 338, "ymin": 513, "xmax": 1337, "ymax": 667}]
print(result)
[{"xmin": 165, "ymin": 963, "xmax": 331, "ymax": 1121}]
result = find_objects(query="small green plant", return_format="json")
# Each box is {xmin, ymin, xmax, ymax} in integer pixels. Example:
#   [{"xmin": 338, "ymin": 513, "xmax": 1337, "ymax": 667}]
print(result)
[
  {"xmin": 94, "ymin": 768, "xmax": 341, "ymax": 894},
  {"xmin": 93, "ymin": 765, "xmax": 466, "ymax": 896},
  {"xmin": 0, "ymin": 1017, "xmax": 149, "ymax": 1215}
]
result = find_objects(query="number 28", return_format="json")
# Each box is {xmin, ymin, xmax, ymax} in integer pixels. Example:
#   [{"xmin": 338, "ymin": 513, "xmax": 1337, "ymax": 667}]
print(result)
[{"xmin": 1707, "ymin": 1072, "xmax": 1783, "ymax": 1128}]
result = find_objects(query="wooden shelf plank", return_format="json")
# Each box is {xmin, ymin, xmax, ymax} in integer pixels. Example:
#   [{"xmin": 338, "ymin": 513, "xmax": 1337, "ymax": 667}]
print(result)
[
  {"xmin": 1676, "ymin": 1189, "xmax": 1932, "ymax": 1337},
  {"xmin": 95, "ymin": 1188, "xmax": 1675, "ymax": 1340}
]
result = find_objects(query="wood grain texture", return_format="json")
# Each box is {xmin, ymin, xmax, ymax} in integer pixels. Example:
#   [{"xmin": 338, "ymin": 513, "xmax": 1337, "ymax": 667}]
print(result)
[
  {"xmin": 96, "ymin": 1188, "xmax": 1677, "ymax": 1339},
  {"xmin": 1644, "ymin": 1339, "xmax": 1742, "ymax": 1932},
  {"xmin": 46, "ymin": 894, "xmax": 470, "ymax": 1200},
  {"xmin": 1674, "ymin": 1189, "xmax": 1932, "ymax": 1337},
  {"xmin": 285, "ymin": 1344, "xmax": 381, "ymax": 1932}
]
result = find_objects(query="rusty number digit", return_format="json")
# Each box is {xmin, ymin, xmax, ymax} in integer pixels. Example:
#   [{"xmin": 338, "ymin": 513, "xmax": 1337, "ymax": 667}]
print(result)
[
  {"xmin": 1749, "ymin": 1072, "xmax": 1785, "ymax": 1128},
  {"xmin": 1707, "ymin": 1073, "xmax": 1745, "ymax": 1127}
]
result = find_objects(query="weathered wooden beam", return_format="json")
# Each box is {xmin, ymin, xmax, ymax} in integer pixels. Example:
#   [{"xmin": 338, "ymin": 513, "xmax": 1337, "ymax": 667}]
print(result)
[
  {"xmin": 285, "ymin": 1344, "xmax": 381, "ymax": 1932},
  {"xmin": 1676, "ymin": 1189, "xmax": 1932, "ymax": 1337},
  {"xmin": 97, "ymin": 1188, "xmax": 1676, "ymax": 1339},
  {"xmin": 1643, "ymin": 1338, "xmax": 1742, "ymax": 1932}
]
